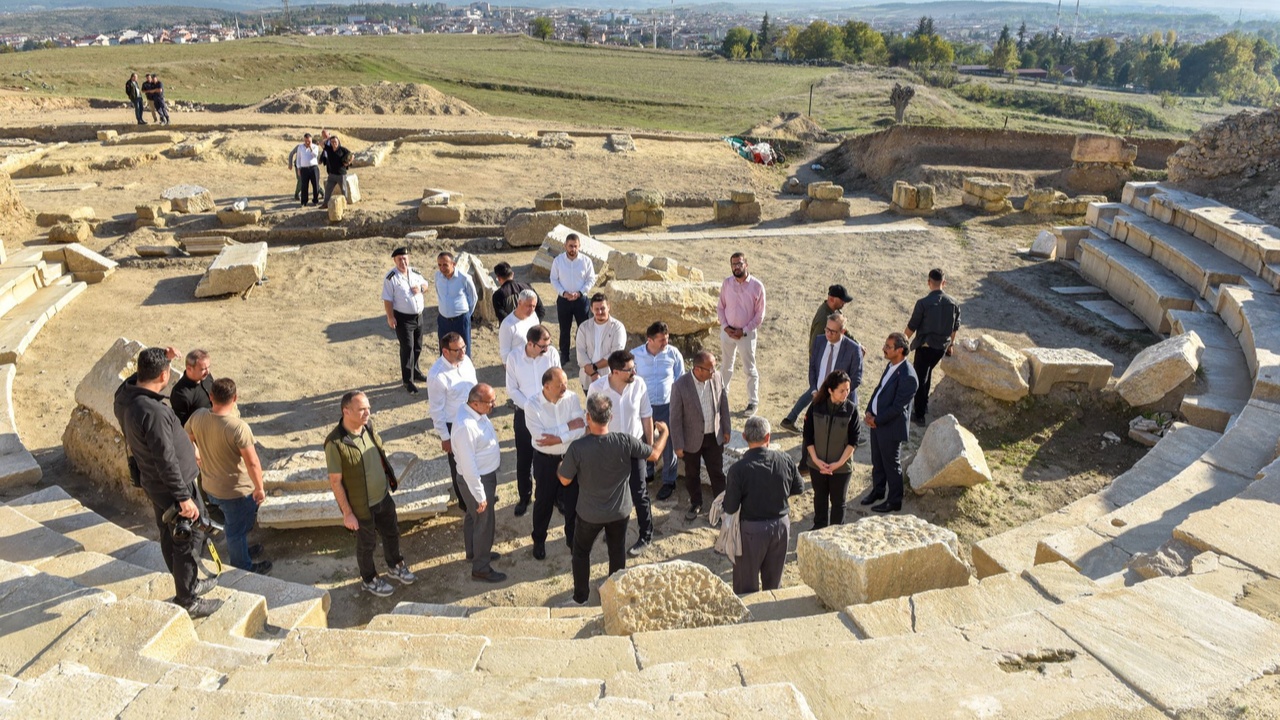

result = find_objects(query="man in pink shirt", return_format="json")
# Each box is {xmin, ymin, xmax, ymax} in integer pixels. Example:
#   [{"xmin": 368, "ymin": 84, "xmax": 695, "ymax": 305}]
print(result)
[{"xmin": 717, "ymin": 251, "xmax": 767, "ymax": 414}]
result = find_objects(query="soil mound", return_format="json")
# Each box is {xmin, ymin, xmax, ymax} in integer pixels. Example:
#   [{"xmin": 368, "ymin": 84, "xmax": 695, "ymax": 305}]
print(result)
[
  {"xmin": 746, "ymin": 112, "xmax": 839, "ymax": 143},
  {"xmin": 0, "ymin": 91, "xmax": 90, "ymax": 115},
  {"xmin": 255, "ymin": 82, "xmax": 483, "ymax": 116},
  {"xmin": 0, "ymin": 170, "xmax": 31, "ymax": 239},
  {"xmin": 1167, "ymin": 106, "xmax": 1280, "ymax": 183}
]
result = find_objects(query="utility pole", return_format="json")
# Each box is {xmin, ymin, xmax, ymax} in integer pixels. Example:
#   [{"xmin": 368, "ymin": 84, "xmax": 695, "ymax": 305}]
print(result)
[
  {"xmin": 282, "ymin": 0, "xmax": 291, "ymax": 29},
  {"xmin": 670, "ymin": 0, "xmax": 674, "ymax": 50}
]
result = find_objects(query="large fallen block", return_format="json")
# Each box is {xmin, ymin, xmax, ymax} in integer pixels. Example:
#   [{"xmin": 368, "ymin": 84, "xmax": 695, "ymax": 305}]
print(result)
[
  {"xmin": 105, "ymin": 131, "xmax": 184, "ymax": 146},
  {"xmin": 607, "ymin": 280, "xmax": 720, "ymax": 337},
  {"xmin": 215, "ymin": 208, "xmax": 261, "ymax": 227},
  {"xmin": 800, "ymin": 198, "xmax": 850, "ymax": 222},
  {"xmin": 161, "ymin": 184, "xmax": 214, "ymax": 214},
  {"xmin": 607, "ymin": 251, "xmax": 703, "ymax": 283},
  {"xmin": 256, "ymin": 454, "xmax": 451, "ymax": 529},
  {"xmin": 907, "ymin": 414, "xmax": 991, "ymax": 492},
  {"xmin": 600, "ymin": 560, "xmax": 749, "ymax": 636},
  {"xmin": 505, "ymin": 209, "xmax": 590, "ymax": 248},
  {"xmin": 61, "ymin": 244, "xmax": 118, "ymax": 284},
  {"xmin": 1116, "ymin": 332, "xmax": 1204, "ymax": 407},
  {"xmin": 350, "ymin": 142, "xmax": 393, "ymax": 168},
  {"xmin": 797, "ymin": 515, "xmax": 970, "ymax": 608},
  {"xmin": 454, "ymin": 252, "xmax": 498, "ymax": 326},
  {"xmin": 73, "ymin": 337, "xmax": 180, "ymax": 432},
  {"xmin": 194, "ymin": 242, "xmax": 268, "ymax": 298},
  {"xmin": 36, "ymin": 207, "xmax": 93, "ymax": 227},
  {"xmin": 1072, "ymin": 133, "xmax": 1138, "ymax": 165},
  {"xmin": 1021, "ymin": 347, "xmax": 1113, "ymax": 395},
  {"xmin": 48, "ymin": 221, "xmax": 90, "ymax": 244},
  {"xmin": 531, "ymin": 225, "xmax": 613, "ymax": 279},
  {"xmin": 940, "ymin": 334, "xmax": 1031, "ymax": 402}
]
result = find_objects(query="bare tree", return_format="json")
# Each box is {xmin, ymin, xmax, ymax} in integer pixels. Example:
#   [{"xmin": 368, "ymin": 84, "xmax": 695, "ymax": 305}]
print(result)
[{"xmin": 890, "ymin": 83, "xmax": 916, "ymax": 124}]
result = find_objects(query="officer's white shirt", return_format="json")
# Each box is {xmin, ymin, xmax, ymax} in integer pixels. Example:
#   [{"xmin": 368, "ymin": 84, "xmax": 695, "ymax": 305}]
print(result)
[{"xmin": 382, "ymin": 267, "xmax": 428, "ymax": 315}]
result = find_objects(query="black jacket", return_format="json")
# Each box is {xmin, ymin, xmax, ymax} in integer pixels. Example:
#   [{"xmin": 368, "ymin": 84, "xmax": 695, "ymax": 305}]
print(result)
[
  {"xmin": 171, "ymin": 373, "xmax": 213, "ymax": 427},
  {"xmin": 320, "ymin": 145, "xmax": 352, "ymax": 175},
  {"xmin": 114, "ymin": 378, "xmax": 199, "ymax": 503},
  {"xmin": 493, "ymin": 280, "xmax": 546, "ymax": 322}
]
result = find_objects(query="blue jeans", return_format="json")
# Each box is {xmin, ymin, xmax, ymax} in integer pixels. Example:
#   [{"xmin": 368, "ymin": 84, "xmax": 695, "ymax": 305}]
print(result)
[
  {"xmin": 210, "ymin": 493, "xmax": 258, "ymax": 570},
  {"xmin": 649, "ymin": 403, "xmax": 678, "ymax": 486},
  {"xmin": 785, "ymin": 388, "xmax": 814, "ymax": 424},
  {"xmin": 437, "ymin": 311, "xmax": 472, "ymax": 358},
  {"xmin": 131, "ymin": 97, "xmax": 145, "ymax": 124}
]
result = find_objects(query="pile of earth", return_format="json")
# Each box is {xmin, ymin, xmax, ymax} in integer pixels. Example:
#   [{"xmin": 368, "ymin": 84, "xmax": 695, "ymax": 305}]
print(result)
[
  {"xmin": 255, "ymin": 82, "xmax": 483, "ymax": 116},
  {"xmin": 0, "ymin": 91, "xmax": 91, "ymax": 114},
  {"xmin": 1166, "ymin": 106, "xmax": 1280, "ymax": 227},
  {"xmin": 745, "ymin": 112, "xmax": 840, "ymax": 143},
  {"xmin": 0, "ymin": 170, "xmax": 30, "ymax": 238}
]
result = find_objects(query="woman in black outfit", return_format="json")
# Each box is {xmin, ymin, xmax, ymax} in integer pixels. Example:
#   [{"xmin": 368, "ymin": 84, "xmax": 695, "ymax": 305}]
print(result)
[{"xmin": 803, "ymin": 370, "xmax": 860, "ymax": 529}]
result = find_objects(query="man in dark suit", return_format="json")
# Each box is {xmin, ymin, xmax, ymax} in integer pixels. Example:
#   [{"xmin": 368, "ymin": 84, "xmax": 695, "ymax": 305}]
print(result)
[
  {"xmin": 782, "ymin": 311, "xmax": 863, "ymax": 431},
  {"xmin": 669, "ymin": 351, "xmax": 731, "ymax": 521},
  {"xmin": 862, "ymin": 333, "xmax": 919, "ymax": 513}
]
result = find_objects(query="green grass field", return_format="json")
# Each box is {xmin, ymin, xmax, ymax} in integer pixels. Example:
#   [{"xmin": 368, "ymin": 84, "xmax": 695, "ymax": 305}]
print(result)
[{"xmin": 0, "ymin": 33, "xmax": 1245, "ymax": 137}]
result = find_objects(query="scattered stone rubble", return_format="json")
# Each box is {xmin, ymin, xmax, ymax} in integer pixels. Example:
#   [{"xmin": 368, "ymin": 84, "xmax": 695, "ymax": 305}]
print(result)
[
  {"xmin": 161, "ymin": 184, "xmax": 214, "ymax": 214},
  {"xmin": 1064, "ymin": 133, "xmax": 1138, "ymax": 196},
  {"xmin": 216, "ymin": 206, "xmax": 261, "ymax": 227},
  {"xmin": 1168, "ymin": 106, "xmax": 1280, "ymax": 182},
  {"xmin": 538, "ymin": 132, "xmax": 575, "ymax": 150},
  {"xmin": 36, "ymin": 207, "xmax": 93, "ymax": 227},
  {"xmin": 889, "ymin": 180, "xmax": 935, "ymax": 216},
  {"xmin": 606, "ymin": 250, "xmax": 703, "ymax": 283},
  {"xmin": 940, "ymin": 335, "xmax": 1030, "ymax": 402},
  {"xmin": 419, "ymin": 188, "xmax": 465, "ymax": 224},
  {"xmin": 608, "ymin": 134, "xmax": 636, "ymax": 152},
  {"xmin": 134, "ymin": 201, "xmax": 169, "ymax": 229},
  {"xmin": 961, "ymin": 177, "xmax": 1012, "ymax": 214},
  {"xmin": 1116, "ymin": 332, "xmax": 1204, "ymax": 407},
  {"xmin": 599, "ymin": 560, "xmax": 750, "ymax": 635},
  {"xmin": 48, "ymin": 221, "xmax": 90, "ymax": 244},
  {"xmin": 623, "ymin": 189, "xmax": 665, "ymax": 229},
  {"xmin": 535, "ymin": 192, "xmax": 564, "ymax": 212},
  {"xmin": 713, "ymin": 190, "xmax": 761, "ymax": 225},
  {"xmin": 1024, "ymin": 189, "xmax": 1108, "ymax": 217},
  {"xmin": 797, "ymin": 515, "xmax": 970, "ymax": 608},
  {"xmin": 1128, "ymin": 412, "xmax": 1174, "ymax": 447},
  {"xmin": 907, "ymin": 414, "xmax": 991, "ymax": 492},
  {"xmin": 800, "ymin": 182, "xmax": 850, "ymax": 221}
]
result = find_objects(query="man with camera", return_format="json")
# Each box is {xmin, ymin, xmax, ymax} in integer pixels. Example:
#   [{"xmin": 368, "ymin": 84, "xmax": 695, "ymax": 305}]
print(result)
[
  {"xmin": 114, "ymin": 347, "xmax": 222, "ymax": 619},
  {"xmin": 185, "ymin": 378, "xmax": 271, "ymax": 575}
]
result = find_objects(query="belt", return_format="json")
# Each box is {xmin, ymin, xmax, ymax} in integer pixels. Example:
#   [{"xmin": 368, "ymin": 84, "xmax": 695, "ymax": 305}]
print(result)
[
  {"xmin": 393, "ymin": 309, "xmax": 421, "ymax": 318},
  {"xmin": 535, "ymin": 450, "xmax": 564, "ymax": 459}
]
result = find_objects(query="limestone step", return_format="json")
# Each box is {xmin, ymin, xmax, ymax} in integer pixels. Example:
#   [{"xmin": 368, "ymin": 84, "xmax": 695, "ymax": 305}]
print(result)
[
  {"xmin": 1084, "ymin": 201, "xmax": 1130, "ymax": 236},
  {"xmin": 116, "ymin": 683, "xmax": 455, "ymax": 720},
  {"xmin": 740, "ymin": 583, "xmax": 828, "ymax": 621},
  {"xmin": 1197, "ymin": 398, "xmax": 1280, "ymax": 480},
  {"xmin": 367, "ymin": 611, "xmax": 603, "ymax": 640},
  {"xmin": 1035, "ymin": 459, "xmax": 1253, "ymax": 579},
  {"xmin": 475, "ymin": 635, "xmax": 637, "ymax": 680},
  {"xmin": 20, "ymin": 597, "xmax": 247, "ymax": 685},
  {"xmin": 1121, "ymin": 180, "xmax": 1163, "ymax": 212},
  {"xmin": 0, "ymin": 664, "xmax": 146, "ymax": 720},
  {"xmin": 1174, "ymin": 460, "xmax": 1280, "ymax": 579},
  {"xmin": 543, "ymin": 683, "xmax": 819, "ymax": 719},
  {"xmin": 0, "ymin": 505, "xmax": 82, "ymax": 567},
  {"xmin": 1039, "ymin": 576, "xmax": 1280, "ymax": 715},
  {"xmin": 602, "ymin": 658, "xmax": 746, "ymax": 704},
  {"xmin": 0, "ymin": 264, "xmax": 42, "ymax": 319},
  {"xmin": 222, "ymin": 662, "xmax": 603, "ymax": 715},
  {"xmin": 1140, "ymin": 184, "xmax": 1280, "ymax": 287},
  {"xmin": 0, "ymin": 364, "xmax": 40, "ymax": 492},
  {"xmin": 215, "ymin": 567, "xmax": 330, "ymax": 632},
  {"xmin": 0, "ymin": 280, "xmax": 87, "ymax": 365},
  {"xmin": 1077, "ymin": 234, "xmax": 1199, "ymax": 334},
  {"xmin": 1112, "ymin": 213, "xmax": 1270, "ymax": 300},
  {"xmin": 631, "ymin": 611, "xmax": 858, "ymax": 669},
  {"xmin": 1167, "ymin": 309, "xmax": 1253, "ymax": 431},
  {"xmin": 844, "ymin": 563, "xmax": 1097, "ymax": 638},
  {"xmin": 0, "ymin": 561, "xmax": 114, "ymax": 677},
  {"xmin": 270, "ymin": 627, "xmax": 489, "ymax": 673},
  {"xmin": 971, "ymin": 423, "xmax": 1222, "ymax": 577},
  {"xmin": 741, "ymin": 612, "xmax": 1161, "ymax": 719},
  {"xmin": 1214, "ymin": 284, "xmax": 1280, "ymax": 404}
]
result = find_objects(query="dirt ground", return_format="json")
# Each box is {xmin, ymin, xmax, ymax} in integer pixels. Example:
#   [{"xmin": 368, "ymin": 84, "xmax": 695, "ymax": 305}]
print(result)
[{"xmin": 3, "ymin": 108, "xmax": 1156, "ymax": 630}]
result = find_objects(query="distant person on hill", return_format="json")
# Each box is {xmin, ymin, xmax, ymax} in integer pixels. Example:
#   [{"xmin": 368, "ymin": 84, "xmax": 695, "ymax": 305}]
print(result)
[
  {"xmin": 140, "ymin": 74, "xmax": 158, "ymax": 123},
  {"xmin": 125, "ymin": 73, "xmax": 145, "ymax": 125},
  {"xmin": 146, "ymin": 73, "xmax": 171, "ymax": 126},
  {"xmin": 318, "ymin": 134, "xmax": 352, "ymax": 209},
  {"xmin": 291, "ymin": 133, "xmax": 321, "ymax": 207}
]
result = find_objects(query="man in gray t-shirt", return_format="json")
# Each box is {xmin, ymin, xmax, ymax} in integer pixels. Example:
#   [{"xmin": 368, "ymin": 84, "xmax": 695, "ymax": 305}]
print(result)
[{"xmin": 559, "ymin": 393, "xmax": 667, "ymax": 606}]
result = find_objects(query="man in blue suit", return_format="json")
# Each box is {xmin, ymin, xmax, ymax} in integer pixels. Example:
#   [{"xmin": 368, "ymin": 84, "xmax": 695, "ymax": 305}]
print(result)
[
  {"xmin": 780, "ymin": 311, "xmax": 863, "ymax": 432},
  {"xmin": 862, "ymin": 333, "xmax": 919, "ymax": 513}
]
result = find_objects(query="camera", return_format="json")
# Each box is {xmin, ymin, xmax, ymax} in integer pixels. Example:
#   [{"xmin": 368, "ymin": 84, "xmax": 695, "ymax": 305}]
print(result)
[{"xmin": 162, "ymin": 504, "xmax": 224, "ymax": 542}]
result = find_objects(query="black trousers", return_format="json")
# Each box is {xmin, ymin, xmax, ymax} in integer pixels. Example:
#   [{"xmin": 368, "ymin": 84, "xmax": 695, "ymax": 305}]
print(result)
[
  {"xmin": 445, "ymin": 421, "xmax": 466, "ymax": 513},
  {"xmin": 571, "ymin": 516, "xmax": 628, "ymax": 604},
  {"xmin": 513, "ymin": 408, "xmax": 534, "ymax": 503},
  {"xmin": 394, "ymin": 310, "xmax": 423, "ymax": 384},
  {"xmin": 628, "ymin": 456, "xmax": 653, "ymax": 544},
  {"xmin": 683, "ymin": 433, "xmax": 725, "ymax": 509},
  {"xmin": 734, "ymin": 516, "xmax": 789, "ymax": 595},
  {"xmin": 298, "ymin": 166, "xmax": 320, "ymax": 205},
  {"xmin": 869, "ymin": 426, "xmax": 906, "ymax": 507},
  {"xmin": 355, "ymin": 494, "xmax": 404, "ymax": 583},
  {"xmin": 555, "ymin": 295, "xmax": 590, "ymax": 360},
  {"xmin": 912, "ymin": 346, "xmax": 946, "ymax": 419},
  {"xmin": 148, "ymin": 482, "xmax": 205, "ymax": 607},
  {"xmin": 532, "ymin": 451, "xmax": 577, "ymax": 547},
  {"xmin": 811, "ymin": 470, "xmax": 852, "ymax": 529}
]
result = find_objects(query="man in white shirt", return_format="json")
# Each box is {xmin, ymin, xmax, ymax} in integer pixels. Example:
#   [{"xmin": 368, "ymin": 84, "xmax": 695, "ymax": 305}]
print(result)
[
  {"xmin": 576, "ymin": 293, "xmax": 626, "ymax": 390},
  {"xmin": 427, "ymin": 332, "xmax": 477, "ymax": 511},
  {"xmin": 504, "ymin": 324, "xmax": 561, "ymax": 517},
  {"xmin": 435, "ymin": 252, "xmax": 478, "ymax": 358},
  {"xmin": 550, "ymin": 233, "xmax": 597, "ymax": 362},
  {"xmin": 525, "ymin": 367, "xmax": 586, "ymax": 559},
  {"xmin": 631, "ymin": 321, "xmax": 685, "ymax": 499},
  {"xmin": 381, "ymin": 247, "xmax": 430, "ymax": 394},
  {"xmin": 452, "ymin": 383, "xmax": 505, "ymax": 583},
  {"xmin": 293, "ymin": 133, "xmax": 321, "ymax": 207},
  {"xmin": 588, "ymin": 349, "xmax": 655, "ymax": 557},
  {"xmin": 498, "ymin": 289, "xmax": 540, "ymax": 363}
]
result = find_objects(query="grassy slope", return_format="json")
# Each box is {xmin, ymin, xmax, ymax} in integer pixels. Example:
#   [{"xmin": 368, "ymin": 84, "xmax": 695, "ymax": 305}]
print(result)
[{"xmin": 0, "ymin": 34, "xmax": 1242, "ymax": 137}]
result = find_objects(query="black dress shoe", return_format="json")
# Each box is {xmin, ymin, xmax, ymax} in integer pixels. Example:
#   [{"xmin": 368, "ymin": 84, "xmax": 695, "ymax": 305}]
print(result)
[
  {"xmin": 513, "ymin": 499, "xmax": 530, "ymax": 517},
  {"xmin": 532, "ymin": 543, "xmax": 546, "ymax": 560},
  {"xmin": 248, "ymin": 543, "xmax": 265, "ymax": 559},
  {"xmin": 871, "ymin": 501, "xmax": 901, "ymax": 513},
  {"xmin": 911, "ymin": 415, "xmax": 927, "ymax": 427},
  {"xmin": 412, "ymin": 370, "xmax": 428, "ymax": 382},
  {"xmin": 466, "ymin": 551, "xmax": 501, "ymax": 561},
  {"xmin": 780, "ymin": 418, "xmax": 799, "ymax": 432},
  {"xmin": 656, "ymin": 484, "xmax": 674, "ymax": 501},
  {"xmin": 193, "ymin": 577, "xmax": 218, "ymax": 597},
  {"xmin": 405, "ymin": 381, "xmax": 419, "ymax": 394},
  {"xmin": 859, "ymin": 492, "xmax": 884, "ymax": 506},
  {"xmin": 472, "ymin": 570, "xmax": 508, "ymax": 583}
]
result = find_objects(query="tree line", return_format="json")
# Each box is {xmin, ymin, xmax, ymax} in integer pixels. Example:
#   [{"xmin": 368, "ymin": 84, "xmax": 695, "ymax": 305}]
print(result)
[{"xmin": 722, "ymin": 15, "xmax": 1280, "ymax": 105}]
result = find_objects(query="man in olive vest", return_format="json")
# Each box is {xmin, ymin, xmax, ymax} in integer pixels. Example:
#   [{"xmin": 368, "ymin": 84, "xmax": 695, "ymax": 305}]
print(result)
[{"xmin": 325, "ymin": 390, "xmax": 417, "ymax": 597}]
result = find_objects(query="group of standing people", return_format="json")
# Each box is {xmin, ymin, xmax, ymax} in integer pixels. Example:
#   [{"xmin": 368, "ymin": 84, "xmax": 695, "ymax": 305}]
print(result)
[
  {"xmin": 124, "ymin": 72, "xmax": 169, "ymax": 126},
  {"xmin": 288, "ymin": 131, "xmax": 352, "ymax": 208}
]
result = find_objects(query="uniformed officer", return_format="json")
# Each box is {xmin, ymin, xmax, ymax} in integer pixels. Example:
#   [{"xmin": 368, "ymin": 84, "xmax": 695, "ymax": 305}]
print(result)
[{"xmin": 382, "ymin": 247, "xmax": 430, "ymax": 394}]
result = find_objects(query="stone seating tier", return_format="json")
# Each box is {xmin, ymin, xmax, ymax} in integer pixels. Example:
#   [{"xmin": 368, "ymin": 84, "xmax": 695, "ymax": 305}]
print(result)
[
  {"xmin": 1167, "ymin": 310, "xmax": 1252, "ymax": 431},
  {"xmin": 1076, "ymin": 235, "xmax": 1199, "ymax": 334}
]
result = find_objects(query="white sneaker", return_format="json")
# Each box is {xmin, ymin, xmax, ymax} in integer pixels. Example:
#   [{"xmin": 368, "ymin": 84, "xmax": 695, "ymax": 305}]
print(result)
[
  {"xmin": 361, "ymin": 576, "xmax": 394, "ymax": 597},
  {"xmin": 388, "ymin": 562, "xmax": 417, "ymax": 585}
]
